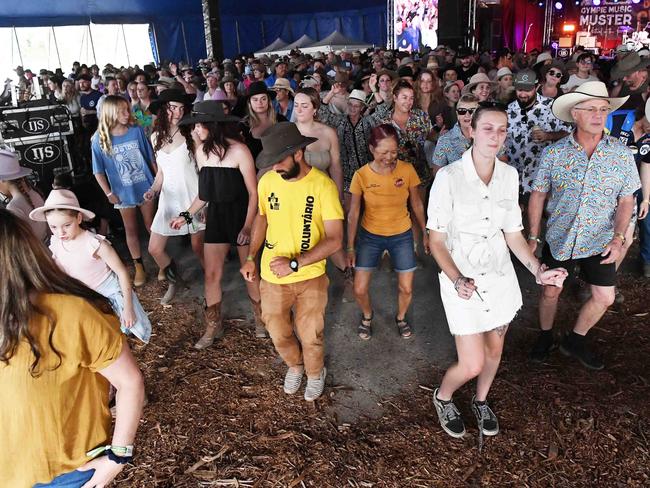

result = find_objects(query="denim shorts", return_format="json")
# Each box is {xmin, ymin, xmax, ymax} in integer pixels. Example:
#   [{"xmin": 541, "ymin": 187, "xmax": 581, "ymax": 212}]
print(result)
[
  {"xmin": 96, "ymin": 272, "xmax": 152, "ymax": 343},
  {"xmin": 355, "ymin": 227, "xmax": 417, "ymax": 273},
  {"xmin": 33, "ymin": 469, "xmax": 94, "ymax": 487}
]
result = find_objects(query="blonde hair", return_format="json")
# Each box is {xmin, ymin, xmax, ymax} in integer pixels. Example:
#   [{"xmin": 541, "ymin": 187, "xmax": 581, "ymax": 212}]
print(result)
[
  {"xmin": 247, "ymin": 94, "xmax": 277, "ymax": 129},
  {"xmin": 61, "ymin": 80, "xmax": 77, "ymax": 104},
  {"xmin": 97, "ymin": 96, "xmax": 133, "ymax": 155}
]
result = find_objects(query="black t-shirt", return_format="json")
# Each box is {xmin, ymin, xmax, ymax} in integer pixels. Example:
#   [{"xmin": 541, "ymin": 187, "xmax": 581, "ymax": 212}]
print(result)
[{"xmin": 455, "ymin": 64, "xmax": 479, "ymax": 85}]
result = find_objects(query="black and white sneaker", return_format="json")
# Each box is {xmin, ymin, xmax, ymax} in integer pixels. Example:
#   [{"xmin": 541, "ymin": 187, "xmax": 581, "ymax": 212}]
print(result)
[
  {"xmin": 432, "ymin": 388, "xmax": 466, "ymax": 438},
  {"xmin": 471, "ymin": 396, "xmax": 499, "ymax": 436}
]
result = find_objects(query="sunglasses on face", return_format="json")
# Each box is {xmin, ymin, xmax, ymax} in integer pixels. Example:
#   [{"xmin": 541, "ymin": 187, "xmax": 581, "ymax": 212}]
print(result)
[
  {"xmin": 456, "ymin": 107, "xmax": 476, "ymax": 115},
  {"xmin": 548, "ymin": 70, "xmax": 562, "ymax": 78}
]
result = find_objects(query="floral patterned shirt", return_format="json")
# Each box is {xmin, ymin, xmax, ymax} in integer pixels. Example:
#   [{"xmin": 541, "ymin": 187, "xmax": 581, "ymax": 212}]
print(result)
[
  {"xmin": 369, "ymin": 104, "xmax": 433, "ymax": 183},
  {"xmin": 505, "ymin": 95, "xmax": 572, "ymax": 194},
  {"xmin": 531, "ymin": 133, "xmax": 640, "ymax": 260},
  {"xmin": 430, "ymin": 123, "xmax": 471, "ymax": 168}
]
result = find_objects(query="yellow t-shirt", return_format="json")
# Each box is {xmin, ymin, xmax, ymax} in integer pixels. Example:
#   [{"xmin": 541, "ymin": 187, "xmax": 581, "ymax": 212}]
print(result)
[
  {"xmin": 0, "ymin": 294, "xmax": 124, "ymax": 487},
  {"xmin": 349, "ymin": 160, "xmax": 421, "ymax": 236},
  {"xmin": 258, "ymin": 167, "xmax": 344, "ymax": 284}
]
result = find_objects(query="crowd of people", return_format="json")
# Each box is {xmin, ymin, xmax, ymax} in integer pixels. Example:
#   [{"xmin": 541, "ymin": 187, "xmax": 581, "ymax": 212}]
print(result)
[{"xmin": 1, "ymin": 41, "xmax": 649, "ymax": 487}]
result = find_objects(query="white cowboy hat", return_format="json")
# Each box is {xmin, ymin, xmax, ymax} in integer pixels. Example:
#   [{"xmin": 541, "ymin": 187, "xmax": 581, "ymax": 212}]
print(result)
[
  {"xmin": 645, "ymin": 97, "xmax": 650, "ymax": 123},
  {"xmin": 270, "ymin": 78, "xmax": 294, "ymax": 95},
  {"xmin": 0, "ymin": 148, "xmax": 32, "ymax": 181},
  {"xmin": 461, "ymin": 73, "xmax": 497, "ymax": 95},
  {"xmin": 29, "ymin": 189, "xmax": 95, "ymax": 222},
  {"xmin": 349, "ymin": 89, "xmax": 368, "ymax": 104},
  {"xmin": 551, "ymin": 81, "xmax": 629, "ymax": 123},
  {"xmin": 533, "ymin": 52, "xmax": 553, "ymax": 67}
]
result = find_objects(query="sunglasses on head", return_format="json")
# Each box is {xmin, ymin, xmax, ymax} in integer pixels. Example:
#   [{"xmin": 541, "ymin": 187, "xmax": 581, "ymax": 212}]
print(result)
[{"xmin": 456, "ymin": 107, "xmax": 476, "ymax": 115}]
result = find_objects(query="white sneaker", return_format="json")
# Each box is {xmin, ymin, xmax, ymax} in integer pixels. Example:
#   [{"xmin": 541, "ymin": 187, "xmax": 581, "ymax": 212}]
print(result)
[
  {"xmin": 304, "ymin": 367, "xmax": 327, "ymax": 401},
  {"xmin": 283, "ymin": 366, "xmax": 304, "ymax": 394}
]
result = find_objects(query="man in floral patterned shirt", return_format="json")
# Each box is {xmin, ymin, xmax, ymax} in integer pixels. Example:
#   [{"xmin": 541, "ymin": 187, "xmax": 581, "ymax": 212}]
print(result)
[
  {"xmin": 527, "ymin": 81, "xmax": 640, "ymax": 371},
  {"xmin": 504, "ymin": 69, "xmax": 571, "ymax": 199}
]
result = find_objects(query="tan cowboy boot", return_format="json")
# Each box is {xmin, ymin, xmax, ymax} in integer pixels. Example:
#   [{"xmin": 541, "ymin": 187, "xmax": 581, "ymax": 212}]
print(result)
[
  {"xmin": 194, "ymin": 302, "xmax": 224, "ymax": 349},
  {"xmin": 249, "ymin": 296, "xmax": 268, "ymax": 338},
  {"xmin": 133, "ymin": 261, "xmax": 146, "ymax": 287},
  {"xmin": 157, "ymin": 268, "xmax": 166, "ymax": 281},
  {"xmin": 160, "ymin": 259, "xmax": 181, "ymax": 305}
]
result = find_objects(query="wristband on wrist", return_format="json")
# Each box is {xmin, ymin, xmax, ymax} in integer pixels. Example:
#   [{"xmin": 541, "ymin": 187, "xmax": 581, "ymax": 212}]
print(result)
[
  {"xmin": 613, "ymin": 232, "xmax": 626, "ymax": 245},
  {"xmin": 246, "ymin": 254, "xmax": 255, "ymax": 262},
  {"xmin": 453, "ymin": 276, "xmax": 467, "ymax": 292},
  {"xmin": 527, "ymin": 234, "xmax": 542, "ymax": 244},
  {"xmin": 642, "ymin": 199, "xmax": 649, "ymax": 204},
  {"xmin": 86, "ymin": 444, "xmax": 134, "ymax": 458},
  {"xmin": 346, "ymin": 246, "xmax": 355, "ymax": 252},
  {"xmin": 106, "ymin": 192, "xmax": 113, "ymax": 197},
  {"xmin": 107, "ymin": 449, "xmax": 133, "ymax": 465}
]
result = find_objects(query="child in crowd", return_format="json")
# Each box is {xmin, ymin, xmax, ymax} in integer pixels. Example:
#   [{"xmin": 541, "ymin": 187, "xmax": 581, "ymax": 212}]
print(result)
[{"xmin": 30, "ymin": 189, "xmax": 151, "ymax": 343}]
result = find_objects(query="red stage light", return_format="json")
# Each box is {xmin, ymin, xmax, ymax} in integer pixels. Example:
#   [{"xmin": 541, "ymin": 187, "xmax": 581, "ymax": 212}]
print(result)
[{"xmin": 563, "ymin": 24, "xmax": 576, "ymax": 32}]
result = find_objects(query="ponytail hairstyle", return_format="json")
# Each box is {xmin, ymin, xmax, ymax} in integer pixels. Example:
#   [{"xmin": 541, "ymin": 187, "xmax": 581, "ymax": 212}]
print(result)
[{"xmin": 97, "ymin": 95, "xmax": 133, "ymax": 155}]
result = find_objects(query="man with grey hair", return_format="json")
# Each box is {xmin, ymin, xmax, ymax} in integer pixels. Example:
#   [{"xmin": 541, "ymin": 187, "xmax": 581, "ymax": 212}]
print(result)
[{"xmin": 528, "ymin": 82, "xmax": 640, "ymax": 370}]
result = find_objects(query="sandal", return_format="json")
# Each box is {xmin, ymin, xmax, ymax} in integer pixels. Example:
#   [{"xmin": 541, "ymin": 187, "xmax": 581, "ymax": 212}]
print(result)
[
  {"xmin": 358, "ymin": 312, "xmax": 373, "ymax": 340},
  {"xmin": 396, "ymin": 316, "xmax": 413, "ymax": 339}
]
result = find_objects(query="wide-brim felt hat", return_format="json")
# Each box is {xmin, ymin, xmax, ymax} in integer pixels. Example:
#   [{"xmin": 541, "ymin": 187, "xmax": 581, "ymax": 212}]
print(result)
[
  {"xmin": 29, "ymin": 189, "xmax": 95, "ymax": 222},
  {"xmin": 270, "ymin": 78, "xmax": 295, "ymax": 94},
  {"xmin": 461, "ymin": 73, "xmax": 497, "ymax": 94},
  {"xmin": 247, "ymin": 81, "xmax": 276, "ymax": 100},
  {"xmin": 533, "ymin": 52, "xmax": 553, "ymax": 67},
  {"xmin": 256, "ymin": 122, "xmax": 317, "ymax": 169},
  {"xmin": 149, "ymin": 88, "xmax": 194, "ymax": 114},
  {"xmin": 178, "ymin": 100, "xmax": 240, "ymax": 125},
  {"xmin": 0, "ymin": 148, "xmax": 32, "ymax": 181},
  {"xmin": 552, "ymin": 81, "xmax": 629, "ymax": 123},
  {"xmin": 611, "ymin": 52, "xmax": 650, "ymax": 80}
]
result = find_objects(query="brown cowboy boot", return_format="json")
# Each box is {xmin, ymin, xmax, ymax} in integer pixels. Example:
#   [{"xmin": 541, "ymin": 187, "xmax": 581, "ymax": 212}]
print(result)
[
  {"xmin": 160, "ymin": 259, "xmax": 181, "ymax": 305},
  {"xmin": 248, "ymin": 296, "xmax": 268, "ymax": 338},
  {"xmin": 194, "ymin": 302, "xmax": 224, "ymax": 349}
]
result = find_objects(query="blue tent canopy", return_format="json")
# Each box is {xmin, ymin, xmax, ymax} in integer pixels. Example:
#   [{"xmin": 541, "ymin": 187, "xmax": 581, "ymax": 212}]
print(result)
[{"xmin": 1, "ymin": 1, "xmax": 386, "ymax": 61}]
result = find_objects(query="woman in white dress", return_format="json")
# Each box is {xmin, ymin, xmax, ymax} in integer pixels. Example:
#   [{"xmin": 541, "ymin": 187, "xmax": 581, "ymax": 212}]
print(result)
[
  {"xmin": 145, "ymin": 89, "xmax": 205, "ymax": 304},
  {"xmin": 427, "ymin": 102, "xmax": 567, "ymax": 440}
]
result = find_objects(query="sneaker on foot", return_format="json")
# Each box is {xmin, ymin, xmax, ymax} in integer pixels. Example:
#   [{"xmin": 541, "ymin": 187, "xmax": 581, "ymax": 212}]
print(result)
[
  {"xmin": 559, "ymin": 334, "xmax": 604, "ymax": 370},
  {"xmin": 304, "ymin": 367, "xmax": 327, "ymax": 401},
  {"xmin": 283, "ymin": 366, "xmax": 304, "ymax": 394},
  {"xmin": 432, "ymin": 388, "xmax": 466, "ymax": 438},
  {"xmin": 471, "ymin": 396, "xmax": 499, "ymax": 436},
  {"xmin": 530, "ymin": 330, "xmax": 555, "ymax": 363}
]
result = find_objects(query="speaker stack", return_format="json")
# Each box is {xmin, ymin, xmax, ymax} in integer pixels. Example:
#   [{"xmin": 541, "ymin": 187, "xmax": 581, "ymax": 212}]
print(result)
[{"xmin": 0, "ymin": 99, "xmax": 74, "ymax": 195}]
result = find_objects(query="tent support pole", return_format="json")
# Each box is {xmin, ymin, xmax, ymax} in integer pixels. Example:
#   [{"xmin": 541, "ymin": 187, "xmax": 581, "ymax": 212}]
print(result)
[
  {"xmin": 181, "ymin": 20, "xmax": 191, "ymax": 63},
  {"xmin": 235, "ymin": 20, "xmax": 241, "ymax": 55},
  {"xmin": 13, "ymin": 27, "xmax": 24, "ymax": 66},
  {"xmin": 52, "ymin": 27, "xmax": 62, "ymax": 69},
  {"xmin": 121, "ymin": 25, "xmax": 131, "ymax": 67},
  {"xmin": 150, "ymin": 23, "xmax": 161, "ymax": 65},
  {"xmin": 202, "ymin": 0, "xmax": 213, "ymax": 59},
  {"xmin": 88, "ymin": 24, "xmax": 97, "ymax": 64}
]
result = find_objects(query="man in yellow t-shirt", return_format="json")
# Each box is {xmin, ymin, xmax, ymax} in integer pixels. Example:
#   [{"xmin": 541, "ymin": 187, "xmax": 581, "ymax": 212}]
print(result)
[{"xmin": 241, "ymin": 122, "xmax": 343, "ymax": 402}]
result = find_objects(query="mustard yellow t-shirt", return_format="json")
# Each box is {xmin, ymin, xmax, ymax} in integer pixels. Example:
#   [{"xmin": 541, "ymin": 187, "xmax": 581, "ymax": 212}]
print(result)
[
  {"xmin": 349, "ymin": 160, "xmax": 421, "ymax": 236},
  {"xmin": 0, "ymin": 293, "xmax": 124, "ymax": 487},
  {"xmin": 258, "ymin": 167, "xmax": 344, "ymax": 284}
]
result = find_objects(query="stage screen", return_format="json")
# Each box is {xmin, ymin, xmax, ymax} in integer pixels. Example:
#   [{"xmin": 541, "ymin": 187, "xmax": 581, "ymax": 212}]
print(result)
[{"xmin": 393, "ymin": 0, "xmax": 438, "ymax": 52}]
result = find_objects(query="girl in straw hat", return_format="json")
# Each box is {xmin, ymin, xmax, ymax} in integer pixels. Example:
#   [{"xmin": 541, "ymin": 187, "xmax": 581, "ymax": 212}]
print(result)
[{"xmin": 30, "ymin": 189, "xmax": 152, "ymax": 343}]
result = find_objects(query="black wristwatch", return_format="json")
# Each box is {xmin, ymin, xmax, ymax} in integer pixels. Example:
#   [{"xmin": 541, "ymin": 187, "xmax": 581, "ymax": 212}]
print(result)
[{"xmin": 289, "ymin": 258, "xmax": 299, "ymax": 272}]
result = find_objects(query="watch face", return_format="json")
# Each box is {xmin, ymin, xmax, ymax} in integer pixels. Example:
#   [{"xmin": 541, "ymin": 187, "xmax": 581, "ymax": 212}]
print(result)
[{"xmin": 290, "ymin": 259, "xmax": 298, "ymax": 271}]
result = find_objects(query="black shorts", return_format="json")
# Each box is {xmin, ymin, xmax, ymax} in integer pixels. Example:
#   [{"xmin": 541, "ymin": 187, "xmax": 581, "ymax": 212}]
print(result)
[{"xmin": 541, "ymin": 243, "xmax": 616, "ymax": 287}]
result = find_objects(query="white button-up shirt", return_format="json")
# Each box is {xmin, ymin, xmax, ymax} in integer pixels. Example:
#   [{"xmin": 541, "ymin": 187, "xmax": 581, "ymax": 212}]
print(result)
[{"xmin": 427, "ymin": 149, "xmax": 524, "ymax": 335}]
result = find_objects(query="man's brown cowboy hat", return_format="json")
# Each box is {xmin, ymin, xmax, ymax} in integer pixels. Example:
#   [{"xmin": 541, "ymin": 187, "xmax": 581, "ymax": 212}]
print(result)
[
  {"xmin": 611, "ymin": 51, "xmax": 650, "ymax": 80},
  {"xmin": 256, "ymin": 122, "xmax": 317, "ymax": 169}
]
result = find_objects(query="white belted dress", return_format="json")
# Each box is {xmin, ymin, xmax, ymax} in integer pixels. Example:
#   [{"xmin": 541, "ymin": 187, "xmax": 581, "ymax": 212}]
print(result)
[{"xmin": 427, "ymin": 149, "xmax": 524, "ymax": 335}]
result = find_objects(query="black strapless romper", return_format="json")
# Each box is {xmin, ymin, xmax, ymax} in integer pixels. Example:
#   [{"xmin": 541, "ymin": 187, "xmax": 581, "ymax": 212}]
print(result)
[{"xmin": 198, "ymin": 166, "xmax": 248, "ymax": 245}]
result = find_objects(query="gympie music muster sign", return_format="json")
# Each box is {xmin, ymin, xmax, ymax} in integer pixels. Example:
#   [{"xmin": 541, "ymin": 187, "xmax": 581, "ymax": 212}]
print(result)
[{"xmin": 578, "ymin": 0, "xmax": 647, "ymax": 38}]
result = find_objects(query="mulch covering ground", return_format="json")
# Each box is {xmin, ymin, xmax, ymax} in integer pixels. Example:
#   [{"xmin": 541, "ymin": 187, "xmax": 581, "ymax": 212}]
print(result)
[{"xmin": 119, "ymin": 272, "xmax": 649, "ymax": 487}]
